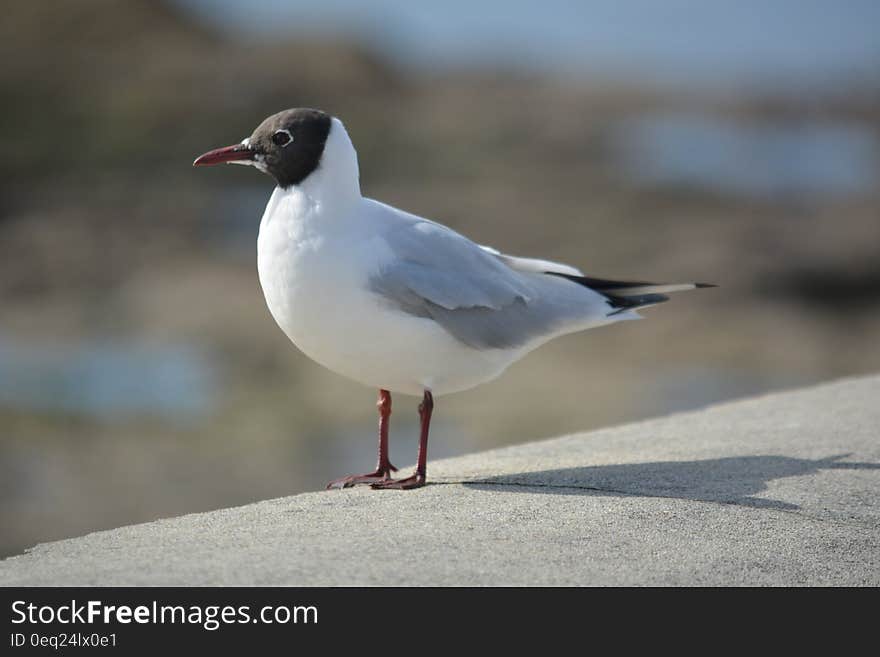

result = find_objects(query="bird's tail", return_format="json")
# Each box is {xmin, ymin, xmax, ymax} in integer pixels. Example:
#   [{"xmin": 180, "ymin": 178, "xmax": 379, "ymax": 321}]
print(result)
[{"xmin": 547, "ymin": 272, "xmax": 716, "ymax": 315}]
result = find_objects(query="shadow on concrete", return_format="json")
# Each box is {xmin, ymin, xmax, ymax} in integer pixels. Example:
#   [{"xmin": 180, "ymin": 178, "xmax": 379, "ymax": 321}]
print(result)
[{"xmin": 462, "ymin": 454, "xmax": 880, "ymax": 510}]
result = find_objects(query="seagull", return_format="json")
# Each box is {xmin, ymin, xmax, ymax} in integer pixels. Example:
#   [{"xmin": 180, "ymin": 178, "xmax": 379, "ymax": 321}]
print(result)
[{"xmin": 193, "ymin": 108, "xmax": 713, "ymax": 490}]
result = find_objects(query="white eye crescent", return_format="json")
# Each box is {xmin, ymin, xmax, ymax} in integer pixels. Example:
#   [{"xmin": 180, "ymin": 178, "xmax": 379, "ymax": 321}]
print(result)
[{"xmin": 272, "ymin": 129, "xmax": 293, "ymax": 147}]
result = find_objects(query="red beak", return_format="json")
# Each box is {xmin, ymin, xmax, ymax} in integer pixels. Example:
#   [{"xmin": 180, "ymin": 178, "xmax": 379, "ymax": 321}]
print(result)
[{"xmin": 192, "ymin": 143, "xmax": 255, "ymax": 167}]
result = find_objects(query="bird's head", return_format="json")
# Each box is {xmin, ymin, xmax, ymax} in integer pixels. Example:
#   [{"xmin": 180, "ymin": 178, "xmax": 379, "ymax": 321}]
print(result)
[{"xmin": 193, "ymin": 108, "xmax": 332, "ymax": 188}]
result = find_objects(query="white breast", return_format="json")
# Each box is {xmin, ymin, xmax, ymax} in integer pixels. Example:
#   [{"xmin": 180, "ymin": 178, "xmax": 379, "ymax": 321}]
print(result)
[{"xmin": 256, "ymin": 187, "xmax": 518, "ymax": 397}]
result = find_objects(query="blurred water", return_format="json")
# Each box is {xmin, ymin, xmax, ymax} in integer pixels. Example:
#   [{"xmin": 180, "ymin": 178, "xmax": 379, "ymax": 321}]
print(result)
[
  {"xmin": 613, "ymin": 114, "xmax": 879, "ymax": 199},
  {"xmin": 0, "ymin": 337, "xmax": 215, "ymax": 420},
  {"xmin": 177, "ymin": 0, "xmax": 880, "ymax": 91}
]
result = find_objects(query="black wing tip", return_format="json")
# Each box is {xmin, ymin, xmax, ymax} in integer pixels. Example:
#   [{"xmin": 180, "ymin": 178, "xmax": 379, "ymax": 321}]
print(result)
[
  {"xmin": 546, "ymin": 271, "xmax": 718, "ymax": 291},
  {"xmin": 605, "ymin": 292, "xmax": 669, "ymax": 315},
  {"xmin": 545, "ymin": 272, "xmax": 654, "ymax": 291}
]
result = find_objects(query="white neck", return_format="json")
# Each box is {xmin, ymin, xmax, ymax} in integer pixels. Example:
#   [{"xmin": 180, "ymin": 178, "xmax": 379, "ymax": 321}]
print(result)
[{"xmin": 286, "ymin": 117, "xmax": 361, "ymax": 215}]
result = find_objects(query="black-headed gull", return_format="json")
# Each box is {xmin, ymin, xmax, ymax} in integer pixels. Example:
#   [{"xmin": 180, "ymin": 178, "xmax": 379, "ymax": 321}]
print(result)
[{"xmin": 194, "ymin": 108, "xmax": 713, "ymax": 490}]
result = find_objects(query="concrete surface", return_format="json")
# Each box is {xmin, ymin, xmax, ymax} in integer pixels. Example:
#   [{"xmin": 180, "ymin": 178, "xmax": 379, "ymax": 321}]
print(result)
[{"xmin": 2, "ymin": 375, "xmax": 879, "ymax": 586}]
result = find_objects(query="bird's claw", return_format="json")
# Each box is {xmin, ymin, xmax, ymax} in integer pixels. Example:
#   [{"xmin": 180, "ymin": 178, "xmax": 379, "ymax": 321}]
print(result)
[
  {"xmin": 370, "ymin": 473, "xmax": 426, "ymax": 490},
  {"xmin": 326, "ymin": 467, "xmax": 397, "ymax": 489}
]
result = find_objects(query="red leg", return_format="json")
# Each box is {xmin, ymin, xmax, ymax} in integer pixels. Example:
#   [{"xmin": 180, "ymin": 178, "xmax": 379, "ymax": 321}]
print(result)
[
  {"xmin": 326, "ymin": 389, "xmax": 398, "ymax": 489},
  {"xmin": 372, "ymin": 390, "xmax": 433, "ymax": 490}
]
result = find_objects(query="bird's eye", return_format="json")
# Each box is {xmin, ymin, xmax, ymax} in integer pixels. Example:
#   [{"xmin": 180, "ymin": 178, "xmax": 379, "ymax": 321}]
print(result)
[{"xmin": 272, "ymin": 130, "xmax": 292, "ymax": 147}]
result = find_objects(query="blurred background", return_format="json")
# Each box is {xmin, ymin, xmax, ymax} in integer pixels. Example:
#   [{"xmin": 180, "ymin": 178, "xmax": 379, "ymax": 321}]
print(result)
[{"xmin": 1, "ymin": 0, "xmax": 878, "ymax": 557}]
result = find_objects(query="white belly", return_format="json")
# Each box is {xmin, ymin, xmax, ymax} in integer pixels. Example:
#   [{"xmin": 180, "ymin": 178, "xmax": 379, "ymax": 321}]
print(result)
[{"xmin": 256, "ymin": 193, "xmax": 516, "ymax": 396}]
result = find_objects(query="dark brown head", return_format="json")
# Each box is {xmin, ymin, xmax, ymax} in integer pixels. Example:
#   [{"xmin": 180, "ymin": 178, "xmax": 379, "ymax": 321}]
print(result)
[{"xmin": 193, "ymin": 108, "xmax": 332, "ymax": 188}]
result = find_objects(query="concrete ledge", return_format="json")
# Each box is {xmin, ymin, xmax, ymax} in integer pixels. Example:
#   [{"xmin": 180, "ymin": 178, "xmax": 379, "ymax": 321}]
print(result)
[{"xmin": 2, "ymin": 375, "xmax": 879, "ymax": 586}]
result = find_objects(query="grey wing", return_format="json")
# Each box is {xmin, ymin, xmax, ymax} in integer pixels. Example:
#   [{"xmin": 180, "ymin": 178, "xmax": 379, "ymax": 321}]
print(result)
[{"xmin": 370, "ymin": 220, "xmax": 616, "ymax": 349}]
